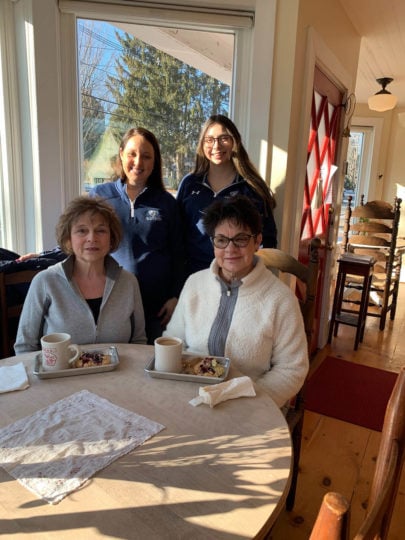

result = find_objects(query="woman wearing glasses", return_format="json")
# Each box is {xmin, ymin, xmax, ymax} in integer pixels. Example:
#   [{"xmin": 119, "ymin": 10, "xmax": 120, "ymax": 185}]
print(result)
[
  {"xmin": 165, "ymin": 196, "xmax": 308, "ymax": 408},
  {"xmin": 177, "ymin": 114, "xmax": 277, "ymax": 277}
]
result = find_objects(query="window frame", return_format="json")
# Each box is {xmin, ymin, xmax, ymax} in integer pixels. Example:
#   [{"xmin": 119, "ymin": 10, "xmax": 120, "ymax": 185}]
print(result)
[
  {"xmin": 0, "ymin": 0, "xmax": 276, "ymax": 254},
  {"xmin": 59, "ymin": 0, "xmax": 255, "ymax": 200}
]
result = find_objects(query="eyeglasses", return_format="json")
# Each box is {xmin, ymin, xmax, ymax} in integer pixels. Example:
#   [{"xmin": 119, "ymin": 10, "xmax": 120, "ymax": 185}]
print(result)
[
  {"xmin": 203, "ymin": 135, "xmax": 233, "ymax": 146},
  {"xmin": 211, "ymin": 234, "xmax": 256, "ymax": 249}
]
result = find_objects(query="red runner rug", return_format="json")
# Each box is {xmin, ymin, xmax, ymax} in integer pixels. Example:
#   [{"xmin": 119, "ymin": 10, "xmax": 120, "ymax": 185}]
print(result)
[{"xmin": 305, "ymin": 356, "xmax": 398, "ymax": 431}]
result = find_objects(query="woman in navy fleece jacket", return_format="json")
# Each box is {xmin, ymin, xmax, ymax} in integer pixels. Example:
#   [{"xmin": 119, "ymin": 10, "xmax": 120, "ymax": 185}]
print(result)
[
  {"xmin": 90, "ymin": 128, "xmax": 185, "ymax": 343},
  {"xmin": 177, "ymin": 115, "xmax": 277, "ymax": 276}
]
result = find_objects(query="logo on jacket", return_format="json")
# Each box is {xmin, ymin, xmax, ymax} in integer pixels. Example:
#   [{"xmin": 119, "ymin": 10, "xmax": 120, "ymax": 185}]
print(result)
[{"xmin": 146, "ymin": 209, "xmax": 162, "ymax": 221}]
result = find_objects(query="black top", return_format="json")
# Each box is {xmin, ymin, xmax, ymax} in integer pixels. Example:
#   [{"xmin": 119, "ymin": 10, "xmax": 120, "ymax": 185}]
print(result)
[{"xmin": 86, "ymin": 297, "xmax": 103, "ymax": 323}]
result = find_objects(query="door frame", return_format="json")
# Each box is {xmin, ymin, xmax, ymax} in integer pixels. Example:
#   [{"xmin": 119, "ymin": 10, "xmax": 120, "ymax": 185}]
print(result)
[
  {"xmin": 300, "ymin": 66, "xmax": 345, "ymax": 354},
  {"xmin": 296, "ymin": 28, "xmax": 353, "ymax": 348}
]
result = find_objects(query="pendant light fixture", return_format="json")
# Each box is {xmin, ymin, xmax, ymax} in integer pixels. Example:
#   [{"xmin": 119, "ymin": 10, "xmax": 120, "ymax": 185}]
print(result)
[{"xmin": 368, "ymin": 77, "xmax": 398, "ymax": 112}]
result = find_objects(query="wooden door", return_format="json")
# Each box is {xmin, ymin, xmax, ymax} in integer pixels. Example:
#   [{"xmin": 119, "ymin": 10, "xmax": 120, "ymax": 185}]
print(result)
[{"xmin": 299, "ymin": 66, "xmax": 345, "ymax": 352}]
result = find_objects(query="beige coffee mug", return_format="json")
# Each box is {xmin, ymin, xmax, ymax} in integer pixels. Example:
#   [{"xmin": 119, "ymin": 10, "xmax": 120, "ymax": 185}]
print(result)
[
  {"xmin": 154, "ymin": 336, "xmax": 183, "ymax": 373},
  {"xmin": 41, "ymin": 332, "xmax": 80, "ymax": 371}
]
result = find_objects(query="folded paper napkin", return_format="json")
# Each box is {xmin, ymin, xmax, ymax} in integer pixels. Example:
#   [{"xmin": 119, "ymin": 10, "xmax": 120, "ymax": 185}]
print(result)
[
  {"xmin": 0, "ymin": 362, "xmax": 29, "ymax": 393},
  {"xmin": 189, "ymin": 376, "xmax": 256, "ymax": 408},
  {"xmin": 0, "ymin": 389, "xmax": 164, "ymax": 504}
]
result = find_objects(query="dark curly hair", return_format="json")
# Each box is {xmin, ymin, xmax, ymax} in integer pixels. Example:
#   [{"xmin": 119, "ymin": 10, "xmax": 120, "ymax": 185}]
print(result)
[{"xmin": 202, "ymin": 195, "xmax": 262, "ymax": 238}]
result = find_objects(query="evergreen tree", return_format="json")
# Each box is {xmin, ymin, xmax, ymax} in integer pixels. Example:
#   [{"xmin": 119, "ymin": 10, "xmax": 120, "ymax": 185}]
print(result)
[{"xmin": 107, "ymin": 33, "xmax": 229, "ymax": 186}]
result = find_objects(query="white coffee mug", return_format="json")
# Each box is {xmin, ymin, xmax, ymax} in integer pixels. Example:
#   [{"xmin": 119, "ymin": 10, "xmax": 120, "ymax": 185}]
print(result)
[
  {"xmin": 154, "ymin": 336, "xmax": 183, "ymax": 373},
  {"xmin": 41, "ymin": 332, "xmax": 80, "ymax": 371}
]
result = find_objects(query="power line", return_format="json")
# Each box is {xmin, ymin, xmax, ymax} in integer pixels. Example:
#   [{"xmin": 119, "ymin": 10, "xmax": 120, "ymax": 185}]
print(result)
[
  {"xmin": 82, "ymin": 101, "xmax": 164, "ymax": 122},
  {"xmin": 79, "ymin": 24, "xmax": 124, "ymax": 52},
  {"xmin": 82, "ymin": 92, "xmax": 121, "ymax": 108},
  {"xmin": 82, "ymin": 104, "xmax": 135, "ymax": 122}
]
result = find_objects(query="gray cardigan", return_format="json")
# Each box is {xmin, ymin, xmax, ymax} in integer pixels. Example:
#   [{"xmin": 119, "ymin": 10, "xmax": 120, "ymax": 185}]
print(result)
[{"xmin": 14, "ymin": 255, "xmax": 146, "ymax": 353}]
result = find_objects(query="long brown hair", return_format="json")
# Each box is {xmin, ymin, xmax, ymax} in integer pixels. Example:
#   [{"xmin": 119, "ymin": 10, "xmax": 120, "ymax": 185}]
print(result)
[
  {"xmin": 118, "ymin": 127, "xmax": 165, "ymax": 190},
  {"xmin": 193, "ymin": 115, "xmax": 276, "ymax": 210}
]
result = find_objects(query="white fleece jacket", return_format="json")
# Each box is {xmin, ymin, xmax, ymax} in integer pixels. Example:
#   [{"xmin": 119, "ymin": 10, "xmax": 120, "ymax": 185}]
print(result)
[{"xmin": 165, "ymin": 257, "xmax": 309, "ymax": 407}]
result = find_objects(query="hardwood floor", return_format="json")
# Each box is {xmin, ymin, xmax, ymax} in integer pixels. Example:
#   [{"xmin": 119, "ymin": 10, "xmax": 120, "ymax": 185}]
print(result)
[{"xmin": 269, "ymin": 283, "xmax": 405, "ymax": 539}]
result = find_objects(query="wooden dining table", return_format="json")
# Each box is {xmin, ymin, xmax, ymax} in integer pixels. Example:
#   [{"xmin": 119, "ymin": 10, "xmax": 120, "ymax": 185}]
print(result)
[{"xmin": 0, "ymin": 344, "xmax": 292, "ymax": 539}]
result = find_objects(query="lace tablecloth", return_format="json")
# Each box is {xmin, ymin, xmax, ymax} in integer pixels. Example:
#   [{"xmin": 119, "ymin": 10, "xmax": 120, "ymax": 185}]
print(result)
[{"xmin": 0, "ymin": 389, "xmax": 165, "ymax": 503}]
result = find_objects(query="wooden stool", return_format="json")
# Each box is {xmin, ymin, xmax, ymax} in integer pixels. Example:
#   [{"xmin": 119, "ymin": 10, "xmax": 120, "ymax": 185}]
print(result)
[{"xmin": 328, "ymin": 254, "xmax": 375, "ymax": 350}]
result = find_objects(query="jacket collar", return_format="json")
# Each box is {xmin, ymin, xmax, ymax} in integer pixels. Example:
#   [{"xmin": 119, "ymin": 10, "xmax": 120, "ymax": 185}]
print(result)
[{"xmin": 61, "ymin": 254, "xmax": 122, "ymax": 281}]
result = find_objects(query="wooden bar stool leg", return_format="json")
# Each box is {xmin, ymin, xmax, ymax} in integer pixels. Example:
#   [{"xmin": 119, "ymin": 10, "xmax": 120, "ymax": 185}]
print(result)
[
  {"xmin": 328, "ymin": 269, "xmax": 344, "ymax": 343},
  {"xmin": 328, "ymin": 258, "xmax": 374, "ymax": 351},
  {"xmin": 354, "ymin": 271, "xmax": 369, "ymax": 350},
  {"xmin": 334, "ymin": 270, "xmax": 347, "ymax": 337},
  {"xmin": 359, "ymin": 274, "xmax": 372, "ymax": 343}
]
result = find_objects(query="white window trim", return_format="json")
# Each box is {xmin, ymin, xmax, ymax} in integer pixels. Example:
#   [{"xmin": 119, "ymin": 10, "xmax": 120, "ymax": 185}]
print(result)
[
  {"xmin": 60, "ymin": 12, "xmax": 81, "ymax": 204},
  {"xmin": 59, "ymin": 0, "xmax": 256, "ymax": 198},
  {"xmin": 0, "ymin": 2, "xmax": 22, "ymax": 247},
  {"xmin": 59, "ymin": 1, "xmax": 254, "ymax": 30},
  {"xmin": 0, "ymin": 0, "xmax": 42, "ymax": 254},
  {"xmin": 350, "ymin": 116, "xmax": 383, "ymax": 202},
  {"xmin": 0, "ymin": 0, "xmax": 25, "ymax": 250}
]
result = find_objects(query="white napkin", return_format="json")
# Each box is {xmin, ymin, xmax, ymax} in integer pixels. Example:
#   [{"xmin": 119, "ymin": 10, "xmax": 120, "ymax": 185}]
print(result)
[
  {"xmin": 0, "ymin": 362, "xmax": 29, "ymax": 393},
  {"xmin": 189, "ymin": 376, "xmax": 256, "ymax": 408}
]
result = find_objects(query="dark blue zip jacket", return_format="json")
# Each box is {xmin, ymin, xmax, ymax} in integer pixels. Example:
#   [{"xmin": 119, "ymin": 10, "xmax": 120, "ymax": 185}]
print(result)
[
  {"xmin": 89, "ymin": 180, "xmax": 185, "ymax": 327},
  {"xmin": 177, "ymin": 173, "xmax": 277, "ymax": 275}
]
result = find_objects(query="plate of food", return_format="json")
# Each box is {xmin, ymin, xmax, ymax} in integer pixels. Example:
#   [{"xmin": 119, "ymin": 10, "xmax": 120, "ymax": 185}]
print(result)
[
  {"xmin": 144, "ymin": 353, "xmax": 230, "ymax": 384},
  {"xmin": 33, "ymin": 346, "xmax": 119, "ymax": 379}
]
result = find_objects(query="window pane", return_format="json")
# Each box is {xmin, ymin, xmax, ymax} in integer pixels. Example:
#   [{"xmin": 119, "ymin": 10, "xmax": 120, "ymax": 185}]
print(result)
[{"xmin": 78, "ymin": 19, "xmax": 233, "ymax": 193}]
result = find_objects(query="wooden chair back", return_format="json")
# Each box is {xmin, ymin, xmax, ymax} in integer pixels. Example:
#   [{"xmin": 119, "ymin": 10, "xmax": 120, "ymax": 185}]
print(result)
[
  {"xmin": 309, "ymin": 367, "xmax": 405, "ymax": 539},
  {"xmin": 257, "ymin": 236, "xmax": 321, "ymax": 511},
  {"xmin": 342, "ymin": 195, "xmax": 402, "ymax": 330},
  {"xmin": 353, "ymin": 366, "xmax": 405, "ymax": 540},
  {"xmin": 0, "ymin": 269, "xmax": 42, "ymax": 358},
  {"xmin": 309, "ymin": 491, "xmax": 350, "ymax": 540}
]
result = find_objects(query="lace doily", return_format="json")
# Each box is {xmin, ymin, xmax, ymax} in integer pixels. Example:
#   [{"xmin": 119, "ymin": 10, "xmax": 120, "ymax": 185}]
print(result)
[{"xmin": 0, "ymin": 389, "xmax": 165, "ymax": 503}]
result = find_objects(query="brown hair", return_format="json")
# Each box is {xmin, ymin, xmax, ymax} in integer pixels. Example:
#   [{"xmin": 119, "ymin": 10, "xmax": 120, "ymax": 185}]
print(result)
[
  {"xmin": 193, "ymin": 114, "xmax": 276, "ymax": 210},
  {"xmin": 118, "ymin": 127, "xmax": 165, "ymax": 190},
  {"xmin": 56, "ymin": 196, "xmax": 122, "ymax": 254}
]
